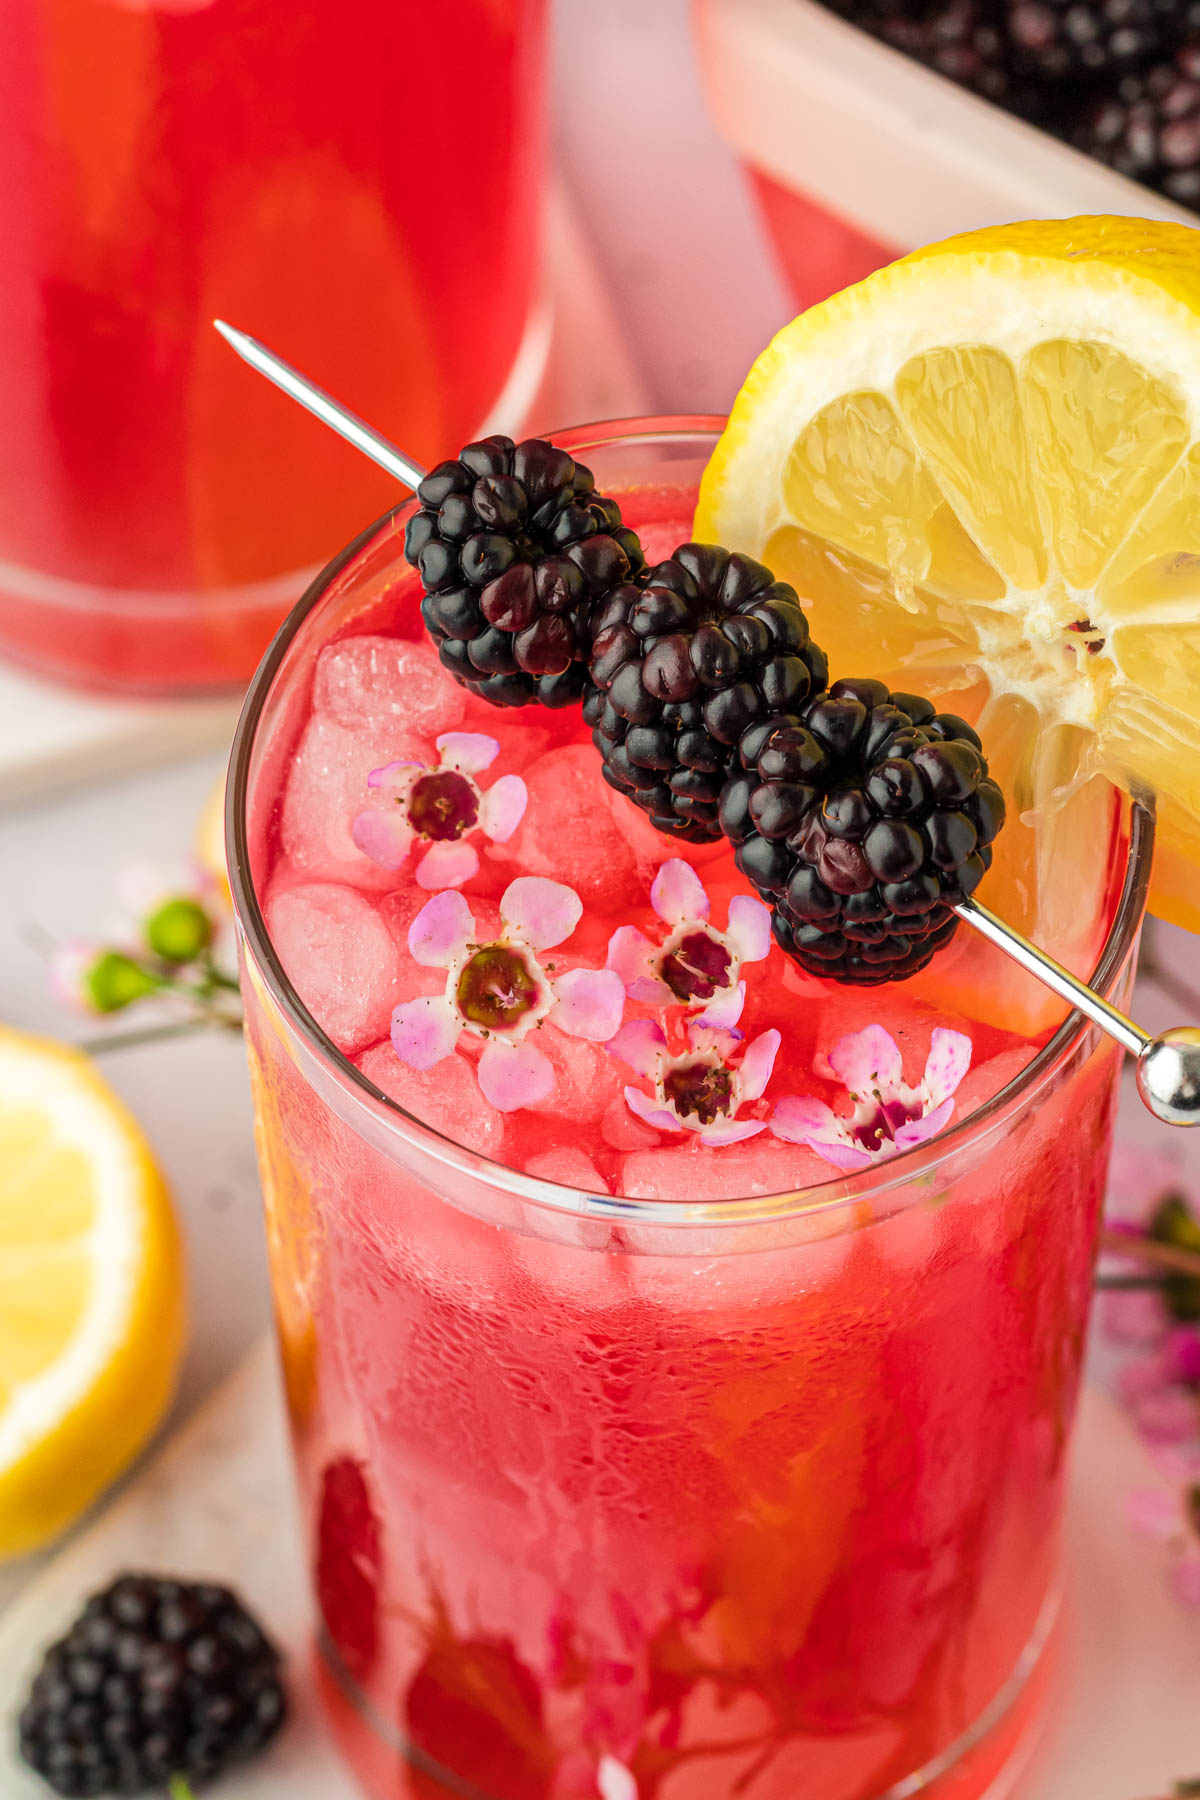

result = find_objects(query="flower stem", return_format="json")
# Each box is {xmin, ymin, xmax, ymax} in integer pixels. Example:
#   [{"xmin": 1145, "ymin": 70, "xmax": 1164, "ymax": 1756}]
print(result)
[
  {"xmin": 167, "ymin": 1779, "xmax": 195, "ymax": 1800},
  {"xmin": 1100, "ymin": 1226, "xmax": 1200, "ymax": 1282}
]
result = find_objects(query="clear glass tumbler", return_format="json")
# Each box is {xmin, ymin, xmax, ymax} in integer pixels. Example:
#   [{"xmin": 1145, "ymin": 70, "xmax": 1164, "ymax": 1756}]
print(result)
[{"xmin": 228, "ymin": 419, "xmax": 1150, "ymax": 1800}]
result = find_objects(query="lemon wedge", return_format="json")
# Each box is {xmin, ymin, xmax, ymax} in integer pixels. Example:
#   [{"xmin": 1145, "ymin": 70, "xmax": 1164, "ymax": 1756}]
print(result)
[
  {"xmin": 695, "ymin": 216, "xmax": 1200, "ymax": 942},
  {"xmin": 0, "ymin": 1026, "xmax": 186, "ymax": 1557},
  {"xmin": 196, "ymin": 767, "xmax": 231, "ymax": 908}
]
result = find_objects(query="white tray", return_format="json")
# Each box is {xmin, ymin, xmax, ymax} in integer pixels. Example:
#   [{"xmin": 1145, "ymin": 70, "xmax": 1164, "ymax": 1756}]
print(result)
[{"xmin": 695, "ymin": 0, "xmax": 1196, "ymax": 250}]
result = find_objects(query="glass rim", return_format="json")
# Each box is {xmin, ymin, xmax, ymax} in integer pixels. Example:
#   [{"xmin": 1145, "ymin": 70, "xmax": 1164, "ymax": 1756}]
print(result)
[{"xmin": 227, "ymin": 412, "xmax": 1154, "ymax": 1229}]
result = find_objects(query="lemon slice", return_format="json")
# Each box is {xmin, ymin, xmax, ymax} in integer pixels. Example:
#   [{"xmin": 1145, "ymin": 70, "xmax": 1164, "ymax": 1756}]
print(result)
[
  {"xmin": 695, "ymin": 217, "xmax": 1200, "ymax": 948},
  {"xmin": 0, "ymin": 1026, "xmax": 186, "ymax": 1557},
  {"xmin": 196, "ymin": 767, "xmax": 231, "ymax": 907}
]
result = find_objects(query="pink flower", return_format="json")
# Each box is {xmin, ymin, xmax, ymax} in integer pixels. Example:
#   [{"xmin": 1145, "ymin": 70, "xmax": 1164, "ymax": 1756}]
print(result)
[
  {"xmin": 389, "ymin": 879, "xmax": 625, "ymax": 1113},
  {"xmin": 771, "ymin": 1024, "xmax": 972, "ymax": 1172},
  {"xmin": 606, "ymin": 859, "xmax": 771, "ymax": 1029},
  {"xmin": 352, "ymin": 733, "xmax": 526, "ymax": 891},
  {"xmin": 608, "ymin": 1015, "xmax": 781, "ymax": 1148},
  {"xmin": 1126, "ymin": 1481, "xmax": 1200, "ymax": 1608}
]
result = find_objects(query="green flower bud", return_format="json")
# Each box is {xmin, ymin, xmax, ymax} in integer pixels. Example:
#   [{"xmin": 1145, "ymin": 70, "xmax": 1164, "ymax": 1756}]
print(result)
[
  {"xmin": 86, "ymin": 951, "xmax": 161, "ymax": 1014},
  {"xmin": 1151, "ymin": 1193, "xmax": 1200, "ymax": 1324},
  {"xmin": 144, "ymin": 896, "xmax": 215, "ymax": 965}
]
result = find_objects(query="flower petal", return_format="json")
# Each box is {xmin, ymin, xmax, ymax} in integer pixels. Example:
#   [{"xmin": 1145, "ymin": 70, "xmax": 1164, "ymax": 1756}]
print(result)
[
  {"xmin": 408, "ymin": 889, "xmax": 475, "ymax": 966},
  {"xmin": 389, "ymin": 996, "xmax": 460, "ymax": 1071},
  {"xmin": 922, "ymin": 1028, "xmax": 973, "ymax": 1105},
  {"xmin": 630, "ymin": 974, "xmax": 674, "ymax": 1004},
  {"xmin": 738, "ymin": 1028, "xmax": 781, "ymax": 1102},
  {"xmin": 827, "ymin": 1024, "xmax": 904, "ymax": 1099},
  {"xmin": 699, "ymin": 1118, "xmax": 767, "ymax": 1146},
  {"xmin": 624, "ymin": 1086, "xmax": 679, "ymax": 1133},
  {"xmin": 598, "ymin": 1757, "xmax": 639, "ymax": 1800},
  {"xmin": 892, "ymin": 1096, "xmax": 956, "ymax": 1150},
  {"xmin": 436, "ymin": 731, "xmax": 500, "ymax": 773},
  {"xmin": 694, "ymin": 980, "xmax": 746, "ymax": 1030},
  {"xmin": 478, "ymin": 774, "xmax": 527, "ymax": 843},
  {"xmin": 1125, "ymin": 1486, "xmax": 1183, "ymax": 1540},
  {"xmin": 650, "ymin": 859, "xmax": 710, "ymax": 926},
  {"xmin": 770, "ymin": 1094, "xmax": 841, "ymax": 1143},
  {"xmin": 1170, "ymin": 1546, "xmax": 1200, "ymax": 1608},
  {"xmin": 501, "ymin": 877, "xmax": 582, "ymax": 950},
  {"xmin": 477, "ymin": 1038, "xmax": 555, "ymax": 1112},
  {"xmin": 550, "ymin": 968, "xmax": 626, "ymax": 1042},
  {"xmin": 771, "ymin": 1095, "xmax": 873, "ymax": 1170},
  {"xmin": 606, "ymin": 925, "xmax": 658, "ymax": 990},
  {"xmin": 805, "ymin": 1136, "xmax": 876, "ymax": 1172},
  {"xmin": 415, "ymin": 840, "xmax": 479, "ymax": 891},
  {"xmin": 351, "ymin": 808, "xmax": 416, "ymax": 869},
  {"xmin": 724, "ymin": 894, "xmax": 772, "ymax": 964},
  {"xmin": 366, "ymin": 758, "xmax": 423, "ymax": 792},
  {"xmin": 608, "ymin": 1018, "xmax": 667, "ymax": 1078}
]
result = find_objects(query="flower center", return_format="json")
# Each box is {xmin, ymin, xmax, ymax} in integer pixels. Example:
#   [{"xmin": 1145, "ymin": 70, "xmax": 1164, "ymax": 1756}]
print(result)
[
  {"xmin": 456, "ymin": 943, "xmax": 541, "ymax": 1032},
  {"xmin": 851, "ymin": 1094, "xmax": 924, "ymax": 1152},
  {"xmin": 660, "ymin": 928, "xmax": 733, "ymax": 1002},
  {"xmin": 408, "ymin": 771, "xmax": 479, "ymax": 842},
  {"xmin": 663, "ymin": 1058, "xmax": 734, "ymax": 1126}
]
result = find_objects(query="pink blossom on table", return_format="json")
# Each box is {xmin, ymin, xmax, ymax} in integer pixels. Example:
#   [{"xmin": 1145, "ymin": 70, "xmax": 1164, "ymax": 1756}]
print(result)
[
  {"xmin": 352, "ymin": 733, "xmax": 526, "ymax": 891},
  {"xmin": 1126, "ymin": 1478, "xmax": 1200, "ymax": 1608},
  {"xmin": 770, "ymin": 1024, "xmax": 972, "ymax": 1172},
  {"xmin": 1106, "ymin": 1141, "xmax": 1190, "ymax": 1229},
  {"xmin": 605, "ymin": 859, "xmax": 771, "ymax": 1027},
  {"xmin": 608, "ymin": 1013, "xmax": 781, "ymax": 1148},
  {"xmin": 1118, "ymin": 1334, "xmax": 1200, "ymax": 1444},
  {"xmin": 388, "ymin": 878, "xmax": 625, "ymax": 1114}
]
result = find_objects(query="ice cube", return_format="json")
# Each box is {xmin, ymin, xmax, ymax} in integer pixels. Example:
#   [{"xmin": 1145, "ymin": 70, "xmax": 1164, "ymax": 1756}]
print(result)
[
  {"xmin": 523, "ymin": 1146, "xmax": 610, "ymax": 1193},
  {"xmin": 494, "ymin": 744, "xmax": 643, "ymax": 911},
  {"xmin": 951, "ymin": 1046, "xmax": 1033, "ymax": 1125},
  {"xmin": 281, "ymin": 713, "xmax": 431, "ymax": 889},
  {"xmin": 267, "ymin": 881, "xmax": 405, "ymax": 1054},
  {"xmin": 528, "ymin": 1024, "xmax": 627, "ymax": 1127},
  {"xmin": 619, "ymin": 1136, "xmax": 834, "ymax": 1202},
  {"xmin": 356, "ymin": 1042, "xmax": 505, "ymax": 1160},
  {"xmin": 314, "ymin": 633, "xmax": 465, "ymax": 738}
]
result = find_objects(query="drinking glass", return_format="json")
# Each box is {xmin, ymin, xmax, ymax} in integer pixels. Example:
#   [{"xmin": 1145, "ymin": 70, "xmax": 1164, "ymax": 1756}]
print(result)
[
  {"xmin": 228, "ymin": 418, "xmax": 1150, "ymax": 1800},
  {"xmin": 0, "ymin": 0, "xmax": 547, "ymax": 694}
]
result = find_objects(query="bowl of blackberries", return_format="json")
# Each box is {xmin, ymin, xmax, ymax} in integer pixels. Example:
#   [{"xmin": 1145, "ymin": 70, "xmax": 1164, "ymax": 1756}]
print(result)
[{"xmin": 823, "ymin": 0, "xmax": 1200, "ymax": 206}]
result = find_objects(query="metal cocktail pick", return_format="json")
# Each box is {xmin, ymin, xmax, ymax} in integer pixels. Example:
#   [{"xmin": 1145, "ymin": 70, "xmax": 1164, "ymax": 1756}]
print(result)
[{"xmin": 214, "ymin": 319, "xmax": 1200, "ymax": 1128}]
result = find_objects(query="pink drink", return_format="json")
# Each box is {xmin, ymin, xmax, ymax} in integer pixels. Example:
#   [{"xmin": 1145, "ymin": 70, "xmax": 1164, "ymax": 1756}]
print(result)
[
  {"xmin": 230, "ymin": 420, "xmax": 1146, "ymax": 1800},
  {"xmin": 0, "ymin": 0, "xmax": 546, "ymax": 694}
]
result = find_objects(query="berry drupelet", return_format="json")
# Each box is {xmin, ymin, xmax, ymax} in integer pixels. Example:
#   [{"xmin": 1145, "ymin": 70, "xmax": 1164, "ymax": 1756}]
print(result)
[
  {"xmin": 1004, "ymin": 0, "xmax": 1188, "ymax": 81},
  {"xmin": 18, "ymin": 1573, "xmax": 287, "ymax": 1797},
  {"xmin": 874, "ymin": 0, "xmax": 1013, "ymax": 102},
  {"xmin": 406, "ymin": 435, "xmax": 643, "ymax": 710},
  {"xmin": 585, "ymin": 542, "xmax": 828, "ymax": 843},
  {"xmin": 1072, "ymin": 41, "xmax": 1200, "ymax": 201},
  {"xmin": 720, "ymin": 678, "xmax": 1005, "ymax": 984}
]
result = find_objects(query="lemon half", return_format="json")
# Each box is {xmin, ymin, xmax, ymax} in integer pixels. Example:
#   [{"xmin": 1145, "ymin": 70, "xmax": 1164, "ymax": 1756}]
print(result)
[
  {"xmin": 0, "ymin": 1027, "xmax": 186, "ymax": 1557},
  {"xmin": 696, "ymin": 216, "xmax": 1200, "ymax": 938}
]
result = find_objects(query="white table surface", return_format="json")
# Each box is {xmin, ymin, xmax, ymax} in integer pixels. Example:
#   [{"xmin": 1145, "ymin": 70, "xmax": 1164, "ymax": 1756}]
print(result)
[{"xmin": 1, "ymin": 0, "xmax": 1198, "ymax": 1789}]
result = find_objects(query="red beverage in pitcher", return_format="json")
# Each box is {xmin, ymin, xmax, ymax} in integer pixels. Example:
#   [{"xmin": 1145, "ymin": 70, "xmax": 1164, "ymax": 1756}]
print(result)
[{"xmin": 0, "ymin": 0, "xmax": 547, "ymax": 693}]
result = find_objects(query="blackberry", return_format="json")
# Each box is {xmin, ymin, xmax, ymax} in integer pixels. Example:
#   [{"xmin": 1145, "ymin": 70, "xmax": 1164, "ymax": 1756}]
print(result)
[
  {"xmin": 1072, "ymin": 41, "xmax": 1200, "ymax": 201},
  {"xmin": 719, "ymin": 677, "xmax": 1005, "ymax": 985},
  {"xmin": 1005, "ymin": 0, "xmax": 1189, "ymax": 81},
  {"xmin": 874, "ymin": 0, "xmax": 1014, "ymax": 102},
  {"xmin": 405, "ymin": 435, "xmax": 643, "ymax": 711},
  {"xmin": 18, "ymin": 1573, "xmax": 287, "ymax": 1796},
  {"xmin": 585, "ymin": 543, "xmax": 828, "ymax": 843}
]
